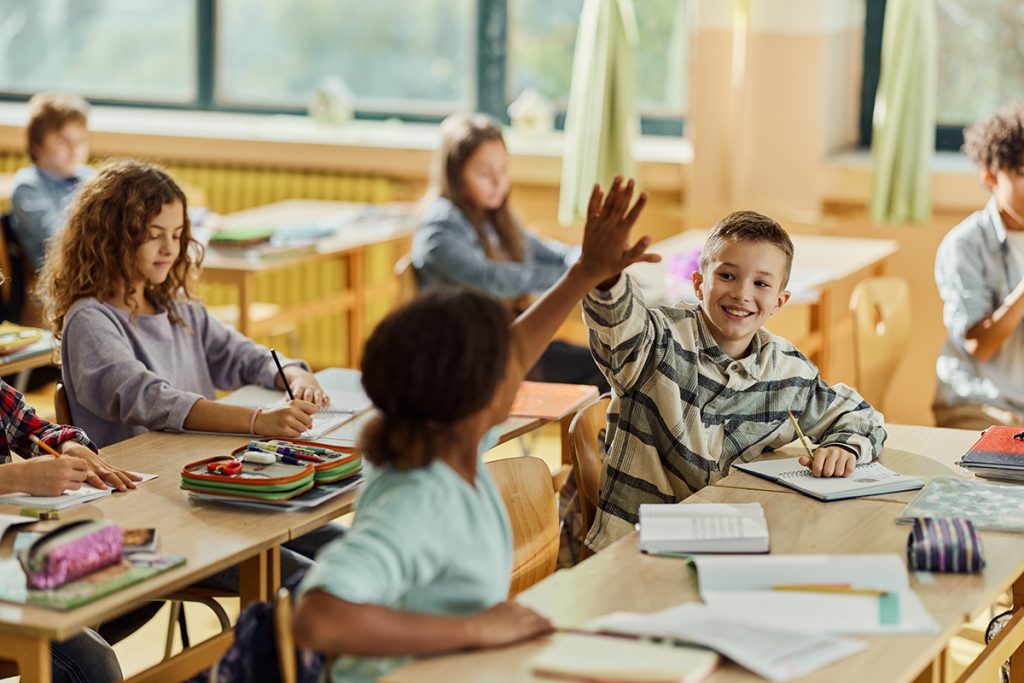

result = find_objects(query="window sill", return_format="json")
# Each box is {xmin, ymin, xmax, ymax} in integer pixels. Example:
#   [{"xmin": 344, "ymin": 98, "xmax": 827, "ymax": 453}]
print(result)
[
  {"xmin": 0, "ymin": 103, "xmax": 689, "ymax": 193},
  {"xmin": 821, "ymin": 148, "xmax": 987, "ymax": 213}
]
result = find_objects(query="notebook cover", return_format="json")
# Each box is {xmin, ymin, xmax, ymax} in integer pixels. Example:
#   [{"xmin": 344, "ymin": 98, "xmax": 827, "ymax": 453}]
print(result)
[
  {"xmin": 959, "ymin": 426, "xmax": 1024, "ymax": 468},
  {"xmin": 899, "ymin": 476, "xmax": 1024, "ymax": 532}
]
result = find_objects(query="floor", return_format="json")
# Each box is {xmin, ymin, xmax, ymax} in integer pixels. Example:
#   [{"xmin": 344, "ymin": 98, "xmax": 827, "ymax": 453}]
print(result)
[{"xmin": 0, "ymin": 385, "xmax": 1002, "ymax": 680}]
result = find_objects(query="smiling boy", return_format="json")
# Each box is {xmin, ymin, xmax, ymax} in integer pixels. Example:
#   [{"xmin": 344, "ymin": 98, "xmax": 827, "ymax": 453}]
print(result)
[{"xmin": 583, "ymin": 210, "xmax": 886, "ymax": 551}]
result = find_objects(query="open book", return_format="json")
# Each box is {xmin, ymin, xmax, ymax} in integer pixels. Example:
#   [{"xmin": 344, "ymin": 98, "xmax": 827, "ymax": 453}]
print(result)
[
  {"xmin": 219, "ymin": 368, "xmax": 371, "ymax": 439},
  {"xmin": 0, "ymin": 472, "xmax": 158, "ymax": 510},
  {"xmin": 733, "ymin": 457, "xmax": 923, "ymax": 501},
  {"xmin": 638, "ymin": 503, "xmax": 768, "ymax": 554}
]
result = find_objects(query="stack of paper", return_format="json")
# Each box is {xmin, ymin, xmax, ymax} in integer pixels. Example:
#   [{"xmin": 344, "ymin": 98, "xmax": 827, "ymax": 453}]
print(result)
[
  {"xmin": 531, "ymin": 632, "xmax": 719, "ymax": 683},
  {"xmin": 638, "ymin": 503, "xmax": 769, "ymax": 554}
]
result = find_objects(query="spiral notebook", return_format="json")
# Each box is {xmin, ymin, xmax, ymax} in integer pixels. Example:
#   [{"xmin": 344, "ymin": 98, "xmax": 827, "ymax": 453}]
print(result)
[{"xmin": 733, "ymin": 458, "xmax": 923, "ymax": 501}]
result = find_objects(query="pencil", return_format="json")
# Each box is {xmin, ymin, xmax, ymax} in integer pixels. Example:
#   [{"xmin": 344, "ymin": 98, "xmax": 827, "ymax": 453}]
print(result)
[
  {"xmin": 787, "ymin": 410, "xmax": 816, "ymax": 465},
  {"xmin": 270, "ymin": 349, "xmax": 295, "ymax": 401},
  {"xmin": 29, "ymin": 434, "xmax": 61, "ymax": 459},
  {"xmin": 771, "ymin": 584, "xmax": 886, "ymax": 596}
]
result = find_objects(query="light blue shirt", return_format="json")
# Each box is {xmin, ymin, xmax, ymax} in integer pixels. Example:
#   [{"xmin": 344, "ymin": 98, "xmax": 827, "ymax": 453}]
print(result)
[
  {"xmin": 9, "ymin": 164, "xmax": 95, "ymax": 269},
  {"xmin": 412, "ymin": 196, "xmax": 580, "ymax": 298},
  {"xmin": 298, "ymin": 429, "xmax": 512, "ymax": 683},
  {"xmin": 934, "ymin": 198, "xmax": 1024, "ymax": 411}
]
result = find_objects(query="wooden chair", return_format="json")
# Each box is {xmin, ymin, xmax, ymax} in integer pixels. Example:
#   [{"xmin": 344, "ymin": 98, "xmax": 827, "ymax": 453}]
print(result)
[
  {"xmin": 274, "ymin": 587, "xmax": 298, "ymax": 683},
  {"xmin": 849, "ymin": 276, "xmax": 911, "ymax": 410},
  {"xmin": 54, "ymin": 379, "xmax": 71, "ymax": 425},
  {"xmin": 568, "ymin": 393, "xmax": 611, "ymax": 561},
  {"xmin": 955, "ymin": 607, "xmax": 1024, "ymax": 683},
  {"xmin": 393, "ymin": 252, "xmax": 417, "ymax": 304},
  {"xmin": 487, "ymin": 456, "xmax": 559, "ymax": 597}
]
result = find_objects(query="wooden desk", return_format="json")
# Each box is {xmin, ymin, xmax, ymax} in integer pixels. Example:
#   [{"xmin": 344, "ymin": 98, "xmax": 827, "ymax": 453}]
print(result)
[
  {"xmin": 386, "ymin": 425, "xmax": 1024, "ymax": 683},
  {"xmin": 201, "ymin": 200, "xmax": 414, "ymax": 368},
  {"xmin": 625, "ymin": 231, "xmax": 898, "ymax": 382},
  {"xmin": 0, "ymin": 333, "xmax": 56, "ymax": 377}
]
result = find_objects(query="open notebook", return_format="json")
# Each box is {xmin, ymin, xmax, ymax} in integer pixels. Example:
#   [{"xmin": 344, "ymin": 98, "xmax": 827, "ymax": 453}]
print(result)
[
  {"xmin": 531, "ymin": 632, "xmax": 719, "ymax": 683},
  {"xmin": 733, "ymin": 457, "xmax": 923, "ymax": 501},
  {"xmin": 638, "ymin": 503, "xmax": 769, "ymax": 554},
  {"xmin": 219, "ymin": 368, "xmax": 372, "ymax": 439},
  {"xmin": 0, "ymin": 472, "xmax": 158, "ymax": 510}
]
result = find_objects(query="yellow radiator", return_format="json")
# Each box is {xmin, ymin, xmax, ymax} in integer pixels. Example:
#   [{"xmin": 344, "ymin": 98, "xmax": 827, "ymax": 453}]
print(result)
[{"xmin": 1, "ymin": 151, "xmax": 403, "ymax": 368}]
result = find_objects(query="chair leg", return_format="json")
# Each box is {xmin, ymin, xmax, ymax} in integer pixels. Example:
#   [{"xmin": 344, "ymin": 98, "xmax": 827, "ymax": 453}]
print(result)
[{"xmin": 164, "ymin": 601, "xmax": 182, "ymax": 660}]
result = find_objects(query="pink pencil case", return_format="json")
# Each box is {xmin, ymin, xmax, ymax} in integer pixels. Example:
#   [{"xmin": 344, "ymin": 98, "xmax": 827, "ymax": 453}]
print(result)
[{"xmin": 19, "ymin": 519, "xmax": 124, "ymax": 589}]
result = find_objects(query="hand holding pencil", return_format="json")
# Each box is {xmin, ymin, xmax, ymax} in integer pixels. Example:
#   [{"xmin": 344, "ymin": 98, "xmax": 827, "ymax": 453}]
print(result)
[{"xmin": 788, "ymin": 411, "xmax": 858, "ymax": 478}]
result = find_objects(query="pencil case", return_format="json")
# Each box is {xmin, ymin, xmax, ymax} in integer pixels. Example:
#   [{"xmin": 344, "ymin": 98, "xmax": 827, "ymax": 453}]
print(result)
[
  {"xmin": 180, "ymin": 456, "xmax": 316, "ymax": 501},
  {"xmin": 237, "ymin": 438, "xmax": 363, "ymax": 484},
  {"xmin": 906, "ymin": 517, "xmax": 985, "ymax": 574},
  {"xmin": 19, "ymin": 519, "xmax": 123, "ymax": 589}
]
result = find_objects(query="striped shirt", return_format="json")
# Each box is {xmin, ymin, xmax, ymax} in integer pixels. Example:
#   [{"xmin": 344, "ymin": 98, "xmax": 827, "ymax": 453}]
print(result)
[{"xmin": 583, "ymin": 275, "xmax": 886, "ymax": 551}]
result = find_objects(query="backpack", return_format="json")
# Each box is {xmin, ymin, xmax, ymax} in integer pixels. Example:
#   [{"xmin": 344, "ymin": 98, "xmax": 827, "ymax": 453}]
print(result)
[{"xmin": 188, "ymin": 569, "xmax": 325, "ymax": 683}]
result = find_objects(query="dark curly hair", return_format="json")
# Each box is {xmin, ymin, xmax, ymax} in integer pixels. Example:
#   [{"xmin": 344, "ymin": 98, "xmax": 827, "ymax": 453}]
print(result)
[
  {"xmin": 359, "ymin": 288, "xmax": 511, "ymax": 470},
  {"xmin": 38, "ymin": 159, "xmax": 202, "ymax": 337},
  {"xmin": 963, "ymin": 102, "xmax": 1024, "ymax": 172}
]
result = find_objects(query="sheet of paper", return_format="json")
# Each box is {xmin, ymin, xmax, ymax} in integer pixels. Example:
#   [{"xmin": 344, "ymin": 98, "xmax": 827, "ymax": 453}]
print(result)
[
  {"xmin": 587, "ymin": 603, "xmax": 866, "ymax": 683},
  {"xmin": 0, "ymin": 471, "xmax": 157, "ymax": 510},
  {"xmin": 0, "ymin": 514, "xmax": 35, "ymax": 540}
]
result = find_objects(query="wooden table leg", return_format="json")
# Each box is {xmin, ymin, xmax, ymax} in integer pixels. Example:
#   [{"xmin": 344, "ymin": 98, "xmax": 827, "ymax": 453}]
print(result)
[
  {"xmin": 238, "ymin": 545, "xmax": 280, "ymax": 606},
  {"xmin": 237, "ymin": 272, "xmax": 254, "ymax": 338},
  {"xmin": 0, "ymin": 631, "xmax": 50, "ymax": 682},
  {"xmin": 560, "ymin": 413, "xmax": 574, "ymax": 466},
  {"xmin": 348, "ymin": 249, "xmax": 366, "ymax": 368}
]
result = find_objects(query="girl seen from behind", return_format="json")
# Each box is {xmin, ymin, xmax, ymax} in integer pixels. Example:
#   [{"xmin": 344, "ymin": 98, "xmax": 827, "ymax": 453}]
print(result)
[{"xmin": 294, "ymin": 178, "xmax": 655, "ymax": 682}]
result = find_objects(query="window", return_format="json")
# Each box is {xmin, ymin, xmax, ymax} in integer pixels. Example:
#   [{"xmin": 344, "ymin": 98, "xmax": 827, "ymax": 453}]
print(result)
[
  {"xmin": 860, "ymin": 0, "xmax": 1024, "ymax": 151},
  {"xmin": 0, "ymin": 0, "xmax": 687, "ymax": 135},
  {"xmin": 0, "ymin": 0, "xmax": 195, "ymax": 103}
]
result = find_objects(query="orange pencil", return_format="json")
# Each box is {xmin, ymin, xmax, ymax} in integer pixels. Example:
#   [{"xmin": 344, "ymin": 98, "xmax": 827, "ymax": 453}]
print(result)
[{"xmin": 29, "ymin": 434, "xmax": 62, "ymax": 458}]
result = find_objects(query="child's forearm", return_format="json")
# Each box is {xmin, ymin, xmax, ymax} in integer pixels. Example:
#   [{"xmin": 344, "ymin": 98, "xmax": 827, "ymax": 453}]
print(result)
[
  {"xmin": 183, "ymin": 399, "xmax": 253, "ymax": 434},
  {"xmin": 293, "ymin": 592, "xmax": 483, "ymax": 657},
  {"xmin": 964, "ymin": 281, "xmax": 1024, "ymax": 362}
]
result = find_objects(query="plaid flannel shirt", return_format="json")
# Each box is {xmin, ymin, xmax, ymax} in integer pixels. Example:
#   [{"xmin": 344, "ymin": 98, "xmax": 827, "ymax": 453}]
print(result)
[
  {"xmin": 583, "ymin": 275, "xmax": 886, "ymax": 551},
  {"xmin": 0, "ymin": 380, "xmax": 95, "ymax": 463}
]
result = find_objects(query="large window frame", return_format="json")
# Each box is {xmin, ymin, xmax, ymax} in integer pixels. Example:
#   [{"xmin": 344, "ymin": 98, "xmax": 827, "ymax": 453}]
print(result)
[
  {"xmin": 0, "ymin": 0, "xmax": 684, "ymax": 136},
  {"xmin": 858, "ymin": 0, "xmax": 972, "ymax": 153}
]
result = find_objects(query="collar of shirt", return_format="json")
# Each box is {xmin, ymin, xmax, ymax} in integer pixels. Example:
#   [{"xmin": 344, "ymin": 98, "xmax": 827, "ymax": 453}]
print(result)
[
  {"xmin": 693, "ymin": 306, "xmax": 768, "ymax": 379},
  {"xmin": 34, "ymin": 164, "xmax": 87, "ymax": 189},
  {"xmin": 985, "ymin": 197, "xmax": 1010, "ymax": 252}
]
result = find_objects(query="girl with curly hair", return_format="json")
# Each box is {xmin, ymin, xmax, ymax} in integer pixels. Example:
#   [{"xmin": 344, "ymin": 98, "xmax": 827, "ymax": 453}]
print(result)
[{"xmin": 37, "ymin": 159, "xmax": 328, "ymax": 447}]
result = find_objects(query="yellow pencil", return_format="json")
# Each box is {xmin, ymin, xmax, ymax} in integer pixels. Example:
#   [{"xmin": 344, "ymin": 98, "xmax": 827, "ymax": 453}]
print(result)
[
  {"xmin": 787, "ymin": 410, "xmax": 816, "ymax": 466},
  {"xmin": 771, "ymin": 584, "xmax": 886, "ymax": 596},
  {"xmin": 29, "ymin": 434, "xmax": 62, "ymax": 458}
]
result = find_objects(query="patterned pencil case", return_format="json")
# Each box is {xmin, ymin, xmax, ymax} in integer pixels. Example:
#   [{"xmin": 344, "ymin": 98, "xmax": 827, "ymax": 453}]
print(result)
[
  {"xmin": 19, "ymin": 519, "xmax": 124, "ymax": 589},
  {"xmin": 906, "ymin": 517, "xmax": 985, "ymax": 574}
]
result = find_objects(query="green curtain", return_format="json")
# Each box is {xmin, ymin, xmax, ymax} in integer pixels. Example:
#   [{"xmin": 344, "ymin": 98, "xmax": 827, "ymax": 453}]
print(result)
[
  {"xmin": 870, "ymin": 0, "xmax": 937, "ymax": 223},
  {"xmin": 558, "ymin": 0, "xmax": 639, "ymax": 226}
]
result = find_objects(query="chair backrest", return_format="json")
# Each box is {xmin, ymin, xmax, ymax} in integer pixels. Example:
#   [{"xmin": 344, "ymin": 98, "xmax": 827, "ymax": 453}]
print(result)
[
  {"xmin": 54, "ymin": 380, "xmax": 72, "ymax": 426},
  {"xmin": 568, "ymin": 394, "xmax": 611, "ymax": 561},
  {"xmin": 487, "ymin": 455, "xmax": 559, "ymax": 597},
  {"xmin": 0, "ymin": 213, "xmax": 14, "ymax": 314},
  {"xmin": 954, "ymin": 608, "xmax": 1024, "ymax": 683},
  {"xmin": 393, "ymin": 252, "xmax": 417, "ymax": 304},
  {"xmin": 849, "ymin": 276, "xmax": 911, "ymax": 409},
  {"xmin": 274, "ymin": 587, "xmax": 297, "ymax": 683}
]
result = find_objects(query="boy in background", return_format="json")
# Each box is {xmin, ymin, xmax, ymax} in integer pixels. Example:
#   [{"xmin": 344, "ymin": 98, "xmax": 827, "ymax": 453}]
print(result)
[
  {"xmin": 9, "ymin": 92, "xmax": 94, "ymax": 271},
  {"xmin": 583, "ymin": 211, "xmax": 886, "ymax": 551},
  {"xmin": 934, "ymin": 102, "xmax": 1024, "ymax": 430}
]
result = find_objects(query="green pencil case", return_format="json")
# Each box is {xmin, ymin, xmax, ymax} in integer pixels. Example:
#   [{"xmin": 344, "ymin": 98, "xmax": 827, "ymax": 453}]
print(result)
[
  {"xmin": 236, "ymin": 439, "xmax": 363, "ymax": 484},
  {"xmin": 180, "ymin": 456, "xmax": 314, "ymax": 500},
  {"xmin": 181, "ymin": 479, "xmax": 316, "ymax": 501}
]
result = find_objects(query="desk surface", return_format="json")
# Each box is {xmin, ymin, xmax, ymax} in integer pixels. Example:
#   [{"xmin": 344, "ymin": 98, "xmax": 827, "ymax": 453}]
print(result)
[
  {"xmin": 202, "ymin": 199, "xmax": 414, "ymax": 272},
  {"xmin": 628, "ymin": 230, "xmax": 899, "ymax": 306},
  {"xmin": 385, "ymin": 424, "xmax": 1024, "ymax": 683}
]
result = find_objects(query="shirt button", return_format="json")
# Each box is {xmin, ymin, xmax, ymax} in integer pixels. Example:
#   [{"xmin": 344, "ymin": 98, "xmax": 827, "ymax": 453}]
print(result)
[{"xmin": 729, "ymin": 363, "xmax": 739, "ymax": 372}]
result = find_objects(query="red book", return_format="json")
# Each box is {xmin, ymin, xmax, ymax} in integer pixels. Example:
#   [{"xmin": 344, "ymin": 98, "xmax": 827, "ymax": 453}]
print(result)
[{"xmin": 960, "ymin": 426, "xmax": 1024, "ymax": 470}]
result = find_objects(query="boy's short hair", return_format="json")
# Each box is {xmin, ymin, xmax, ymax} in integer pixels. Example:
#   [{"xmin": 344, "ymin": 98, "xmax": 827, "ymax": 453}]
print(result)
[
  {"xmin": 963, "ymin": 102, "xmax": 1024, "ymax": 173},
  {"xmin": 700, "ymin": 210, "xmax": 794, "ymax": 288},
  {"xmin": 25, "ymin": 92, "xmax": 89, "ymax": 161}
]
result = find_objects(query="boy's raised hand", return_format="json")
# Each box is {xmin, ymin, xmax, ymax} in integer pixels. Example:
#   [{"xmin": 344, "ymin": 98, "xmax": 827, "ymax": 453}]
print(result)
[{"xmin": 577, "ymin": 177, "xmax": 660, "ymax": 288}]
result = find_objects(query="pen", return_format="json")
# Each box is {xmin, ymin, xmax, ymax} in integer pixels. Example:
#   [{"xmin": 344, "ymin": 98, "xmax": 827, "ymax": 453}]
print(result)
[
  {"xmin": 266, "ymin": 440, "xmax": 342, "ymax": 458},
  {"xmin": 247, "ymin": 440, "xmax": 323, "ymax": 463},
  {"xmin": 271, "ymin": 348, "xmax": 295, "ymax": 401},
  {"xmin": 29, "ymin": 434, "xmax": 62, "ymax": 459},
  {"xmin": 771, "ymin": 584, "xmax": 887, "ymax": 596},
  {"xmin": 278, "ymin": 454, "xmax": 304, "ymax": 466},
  {"xmin": 787, "ymin": 410, "xmax": 816, "ymax": 466}
]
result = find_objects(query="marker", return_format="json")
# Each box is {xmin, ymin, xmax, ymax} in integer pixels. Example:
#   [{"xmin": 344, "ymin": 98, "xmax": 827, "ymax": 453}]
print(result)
[
  {"xmin": 278, "ymin": 454, "xmax": 304, "ymax": 466},
  {"xmin": 265, "ymin": 440, "xmax": 342, "ymax": 458},
  {"xmin": 246, "ymin": 441, "xmax": 322, "ymax": 463}
]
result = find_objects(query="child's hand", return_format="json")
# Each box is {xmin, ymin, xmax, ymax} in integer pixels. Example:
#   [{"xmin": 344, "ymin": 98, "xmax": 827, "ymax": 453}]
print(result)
[
  {"xmin": 289, "ymin": 372, "xmax": 330, "ymax": 408},
  {"xmin": 256, "ymin": 400, "xmax": 318, "ymax": 437},
  {"xmin": 799, "ymin": 446, "xmax": 858, "ymax": 477},
  {"xmin": 577, "ymin": 177, "xmax": 659, "ymax": 288},
  {"xmin": 61, "ymin": 442, "xmax": 141, "ymax": 492},
  {"xmin": 469, "ymin": 601, "xmax": 554, "ymax": 649},
  {"xmin": 9, "ymin": 456, "xmax": 90, "ymax": 496}
]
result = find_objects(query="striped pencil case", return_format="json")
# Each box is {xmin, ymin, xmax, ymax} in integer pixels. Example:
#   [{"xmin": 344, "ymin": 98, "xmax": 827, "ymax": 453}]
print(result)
[{"xmin": 906, "ymin": 517, "xmax": 985, "ymax": 573}]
